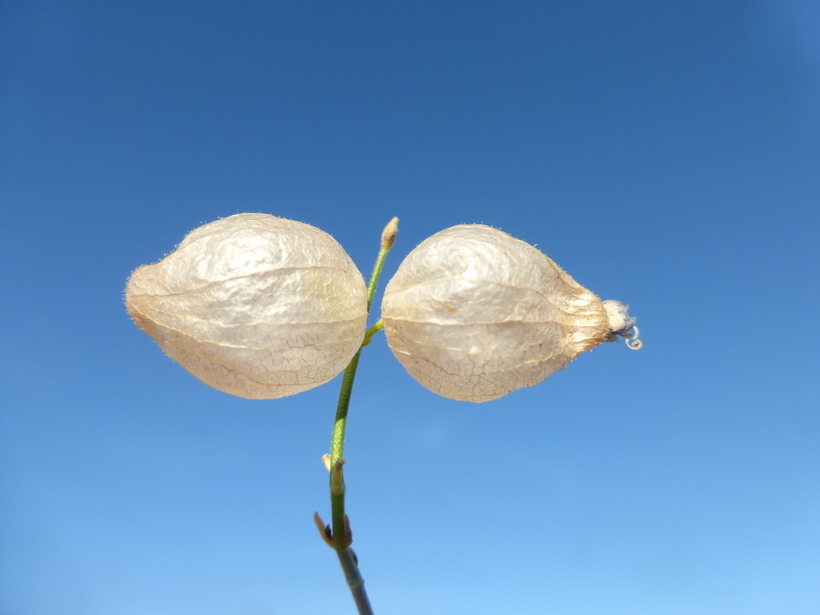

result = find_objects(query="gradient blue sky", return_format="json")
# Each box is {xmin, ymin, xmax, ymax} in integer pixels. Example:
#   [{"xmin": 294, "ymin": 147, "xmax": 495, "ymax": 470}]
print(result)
[{"xmin": 2, "ymin": 2, "xmax": 819, "ymax": 614}]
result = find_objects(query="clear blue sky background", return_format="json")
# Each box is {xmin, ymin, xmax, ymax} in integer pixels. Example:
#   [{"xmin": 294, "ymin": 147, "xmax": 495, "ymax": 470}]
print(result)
[{"xmin": 2, "ymin": 2, "xmax": 819, "ymax": 614}]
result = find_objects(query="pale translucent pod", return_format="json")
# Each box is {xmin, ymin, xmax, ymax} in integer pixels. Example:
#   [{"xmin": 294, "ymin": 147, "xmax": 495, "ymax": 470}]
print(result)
[
  {"xmin": 381, "ymin": 225, "xmax": 636, "ymax": 402},
  {"xmin": 126, "ymin": 213, "xmax": 368, "ymax": 399}
]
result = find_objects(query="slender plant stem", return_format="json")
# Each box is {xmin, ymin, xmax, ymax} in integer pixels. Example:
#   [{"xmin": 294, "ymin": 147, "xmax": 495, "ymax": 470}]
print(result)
[
  {"xmin": 365, "ymin": 247, "xmax": 389, "ymax": 310},
  {"xmin": 330, "ymin": 351, "xmax": 362, "ymax": 467},
  {"xmin": 337, "ymin": 547, "xmax": 373, "ymax": 615},
  {"xmin": 329, "ymin": 218, "xmax": 396, "ymax": 467},
  {"xmin": 318, "ymin": 217, "xmax": 398, "ymax": 615}
]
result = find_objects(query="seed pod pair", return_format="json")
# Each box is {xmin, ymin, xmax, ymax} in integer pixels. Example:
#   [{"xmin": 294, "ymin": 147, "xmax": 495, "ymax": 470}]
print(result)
[{"xmin": 126, "ymin": 215, "xmax": 636, "ymax": 402}]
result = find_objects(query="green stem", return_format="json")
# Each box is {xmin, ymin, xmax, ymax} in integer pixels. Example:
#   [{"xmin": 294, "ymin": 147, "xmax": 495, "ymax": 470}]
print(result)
[
  {"xmin": 330, "ymin": 219, "xmax": 394, "ymax": 467},
  {"xmin": 330, "ymin": 350, "xmax": 362, "ymax": 467},
  {"xmin": 366, "ymin": 247, "xmax": 389, "ymax": 310},
  {"xmin": 322, "ymin": 218, "xmax": 398, "ymax": 615}
]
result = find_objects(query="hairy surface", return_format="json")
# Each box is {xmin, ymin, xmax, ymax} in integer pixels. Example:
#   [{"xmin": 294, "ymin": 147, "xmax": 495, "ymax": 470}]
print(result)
[
  {"xmin": 126, "ymin": 213, "xmax": 367, "ymax": 399},
  {"xmin": 381, "ymin": 225, "xmax": 610, "ymax": 402}
]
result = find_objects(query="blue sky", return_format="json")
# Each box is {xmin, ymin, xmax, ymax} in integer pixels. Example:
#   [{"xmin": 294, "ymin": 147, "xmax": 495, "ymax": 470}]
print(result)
[{"xmin": 2, "ymin": 1, "xmax": 819, "ymax": 614}]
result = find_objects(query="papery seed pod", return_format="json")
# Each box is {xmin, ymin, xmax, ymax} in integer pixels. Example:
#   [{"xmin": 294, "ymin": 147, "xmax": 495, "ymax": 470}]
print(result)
[
  {"xmin": 126, "ymin": 213, "xmax": 368, "ymax": 399},
  {"xmin": 381, "ymin": 225, "xmax": 637, "ymax": 403}
]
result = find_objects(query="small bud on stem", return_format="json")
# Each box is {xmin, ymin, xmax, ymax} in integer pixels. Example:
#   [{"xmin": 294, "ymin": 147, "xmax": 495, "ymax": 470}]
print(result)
[{"xmin": 381, "ymin": 217, "xmax": 399, "ymax": 250}]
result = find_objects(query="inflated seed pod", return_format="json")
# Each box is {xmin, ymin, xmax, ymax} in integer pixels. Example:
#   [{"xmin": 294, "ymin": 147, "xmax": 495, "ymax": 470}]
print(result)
[
  {"xmin": 126, "ymin": 213, "xmax": 367, "ymax": 399},
  {"xmin": 381, "ymin": 224, "xmax": 638, "ymax": 403}
]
